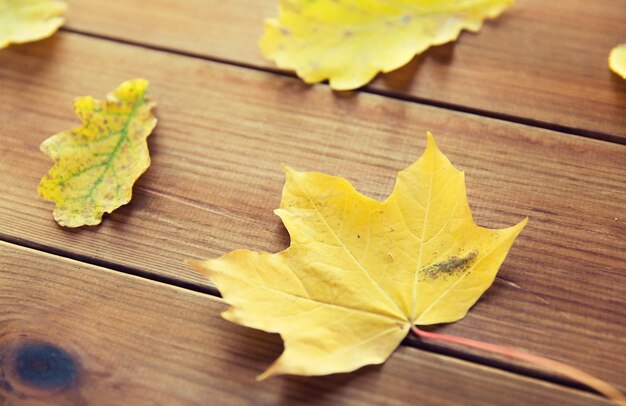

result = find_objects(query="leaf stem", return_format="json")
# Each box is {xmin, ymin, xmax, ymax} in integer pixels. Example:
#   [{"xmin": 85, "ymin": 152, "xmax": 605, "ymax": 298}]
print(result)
[{"xmin": 411, "ymin": 326, "xmax": 626, "ymax": 405}]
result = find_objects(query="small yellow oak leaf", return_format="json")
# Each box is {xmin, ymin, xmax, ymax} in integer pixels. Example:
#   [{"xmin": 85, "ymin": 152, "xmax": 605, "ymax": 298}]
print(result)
[
  {"xmin": 0, "ymin": 0, "xmax": 67, "ymax": 49},
  {"xmin": 38, "ymin": 79, "xmax": 157, "ymax": 228},
  {"xmin": 609, "ymin": 43, "xmax": 626, "ymax": 79},
  {"xmin": 191, "ymin": 133, "xmax": 527, "ymax": 379},
  {"xmin": 260, "ymin": 0, "xmax": 514, "ymax": 90}
]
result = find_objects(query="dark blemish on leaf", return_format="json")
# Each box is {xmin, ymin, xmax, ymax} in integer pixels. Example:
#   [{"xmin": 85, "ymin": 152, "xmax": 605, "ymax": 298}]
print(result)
[
  {"xmin": 280, "ymin": 27, "xmax": 291, "ymax": 36},
  {"xmin": 423, "ymin": 251, "xmax": 478, "ymax": 280},
  {"xmin": 401, "ymin": 15, "xmax": 412, "ymax": 25},
  {"xmin": 343, "ymin": 30, "xmax": 353, "ymax": 38},
  {"xmin": 357, "ymin": 234, "xmax": 360, "ymax": 239},
  {"xmin": 14, "ymin": 343, "xmax": 77, "ymax": 391}
]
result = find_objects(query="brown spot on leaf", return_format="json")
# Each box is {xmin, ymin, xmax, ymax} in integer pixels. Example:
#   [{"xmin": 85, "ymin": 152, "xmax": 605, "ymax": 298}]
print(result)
[{"xmin": 423, "ymin": 251, "xmax": 477, "ymax": 280}]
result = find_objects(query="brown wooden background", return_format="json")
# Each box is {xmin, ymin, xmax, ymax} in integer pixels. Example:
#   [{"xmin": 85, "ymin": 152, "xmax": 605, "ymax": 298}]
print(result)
[{"xmin": 0, "ymin": 0, "xmax": 625, "ymax": 404}]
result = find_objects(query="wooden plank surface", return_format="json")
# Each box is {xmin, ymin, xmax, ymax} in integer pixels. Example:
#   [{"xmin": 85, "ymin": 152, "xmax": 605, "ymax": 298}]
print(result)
[
  {"xmin": 0, "ymin": 241, "xmax": 611, "ymax": 405},
  {"xmin": 1, "ymin": 33, "xmax": 625, "ymax": 392},
  {"xmin": 63, "ymin": 0, "xmax": 626, "ymax": 142}
]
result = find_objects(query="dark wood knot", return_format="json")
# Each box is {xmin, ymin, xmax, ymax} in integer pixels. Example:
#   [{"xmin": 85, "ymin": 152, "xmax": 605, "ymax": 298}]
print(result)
[{"xmin": 13, "ymin": 342, "xmax": 77, "ymax": 391}]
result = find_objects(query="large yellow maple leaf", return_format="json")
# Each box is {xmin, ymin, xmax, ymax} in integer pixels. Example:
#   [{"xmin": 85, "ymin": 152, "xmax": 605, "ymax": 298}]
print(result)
[
  {"xmin": 191, "ymin": 133, "xmax": 527, "ymax": 379},
  {"xmin": 0, "ymin": 0, "xmax": 67, "ymax": 49},
  {"xmin": 610, "ymin": 43, "xmax": 626, "ymax": 79},
  {"xmin": 38, "ymin": 79, "xmax": 157, "ymax": 227},
  {"xmin": 260, "ymin": 0, "xmax": 514, "ymax": 90}
]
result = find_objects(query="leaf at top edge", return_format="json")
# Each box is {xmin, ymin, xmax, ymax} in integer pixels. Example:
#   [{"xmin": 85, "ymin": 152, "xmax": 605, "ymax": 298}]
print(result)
[
  {"xmin": 609, "ymin": 43, "xmax": 626, "ymax": 79},
  {"xmin": 259, "ymin": 0, "xmax": 514, "ymax": 90},
  {"xmin": 0, "ymin": 0, "xmax": 67, "ymax": 49},
  {"xmin": 38, "ymin": 79, "xmax": 157, "ymax": 228},
  {"xmin": 190, "ymin": 132, "xmax": 527, "ymax": 379}
]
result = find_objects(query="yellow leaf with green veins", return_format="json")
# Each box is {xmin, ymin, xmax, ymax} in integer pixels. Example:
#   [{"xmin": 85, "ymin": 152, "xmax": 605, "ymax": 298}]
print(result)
[
  {"xmin": 38, "ymin": 79, "xmax": 157, "ymax": 228},
  {"xmin": 191, "ymin": 133, "xmax": 527, "ymax": 379},
  {"xmin": 0, "ymin": 0, "xmax": 67, "ymax": 49},
  {"xmin": 260, "ymin": 0, "xmax": 514, "ymax": 90},
  {"xmin": 609, "ymin": 43, "xmax": 626, "ymax": 79}
]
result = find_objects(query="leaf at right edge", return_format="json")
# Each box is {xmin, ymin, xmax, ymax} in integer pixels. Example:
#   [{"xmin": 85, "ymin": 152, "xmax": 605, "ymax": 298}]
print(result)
[
  {"xmin": 38, "ymin": 79, "xmax": 157, "ymax": 227},
  {"xmin": 609, "ymin": 43, "xmax": 626, "ymax": 79}
]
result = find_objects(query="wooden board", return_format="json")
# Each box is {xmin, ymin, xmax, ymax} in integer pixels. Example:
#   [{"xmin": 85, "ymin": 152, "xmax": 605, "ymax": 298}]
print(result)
[
  {"xmin": 0, "ymin": 241, "xmax": 610, "ymax": 405},
  {"xmin": 63, "ymin": 0, "xmax": 626, "ymax": 142},
  {"xmin": 1, "ymin": 33, "xmax": 625, "ymax": 392}
]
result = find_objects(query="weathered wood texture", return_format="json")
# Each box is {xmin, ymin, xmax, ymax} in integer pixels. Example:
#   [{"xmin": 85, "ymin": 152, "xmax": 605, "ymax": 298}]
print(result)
[
  {"xmin": 1, "ymin": 242, "xmax": 611, "ymax": 405},
  {"xmin": 1, "ymin": 33, "xmax": 625, "ymax": 391},
  {"xmin": 63, "ymin": 0, "xmax": 626, "ymax": 142}
]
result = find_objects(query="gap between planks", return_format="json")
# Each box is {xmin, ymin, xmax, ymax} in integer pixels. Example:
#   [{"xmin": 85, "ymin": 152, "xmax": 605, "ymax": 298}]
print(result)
[
  {"xmin": 0, "ymin": 235, "xmax": 612, "ymax": 400},
  {"xmin": 0, "ymin": 232, "xmax": 218, "ymax": 297},
  {"xmin": 59, "ymin": 27, "xmax": 626, "ymax": 146}
]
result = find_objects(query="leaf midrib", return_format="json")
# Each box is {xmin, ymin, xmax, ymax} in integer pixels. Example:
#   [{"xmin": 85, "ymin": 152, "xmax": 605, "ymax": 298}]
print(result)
[{"xmin": 86, "ymin": 92, "xmax": 146, "ymax": 204}]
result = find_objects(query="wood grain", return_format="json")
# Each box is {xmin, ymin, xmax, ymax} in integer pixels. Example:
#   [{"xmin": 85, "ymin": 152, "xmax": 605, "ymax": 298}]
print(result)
[
  {"xmin": 1, "ymin": 33, "xmax": 625, "ymax": 391},
  {"xmin": 0, "ymin": 241, "xmax": 611, "ymax": 405},
  {"xmin": 63, "ymin": 0, "xmax": 626, "ymax": 142}
]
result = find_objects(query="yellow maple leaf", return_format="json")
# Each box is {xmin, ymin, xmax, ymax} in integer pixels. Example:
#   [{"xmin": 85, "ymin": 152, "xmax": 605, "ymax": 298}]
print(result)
[
  {"xmin": 38, "ymin": 79, "xmax": 157, "ymax": 228},
  {"xmin": 191, "ymin": 133, "xmax": 527, "ymax": 379},
  {"xmin": 260, "ymin": 0, "xmax": 514, "ymax": 90},
  {"xmin": 0, "ymin": 0, "xmax": 67, "ymax": 49},
  {"xmin": 609, "ymin": 43, "xmax": 626, "ymax": 79}
]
